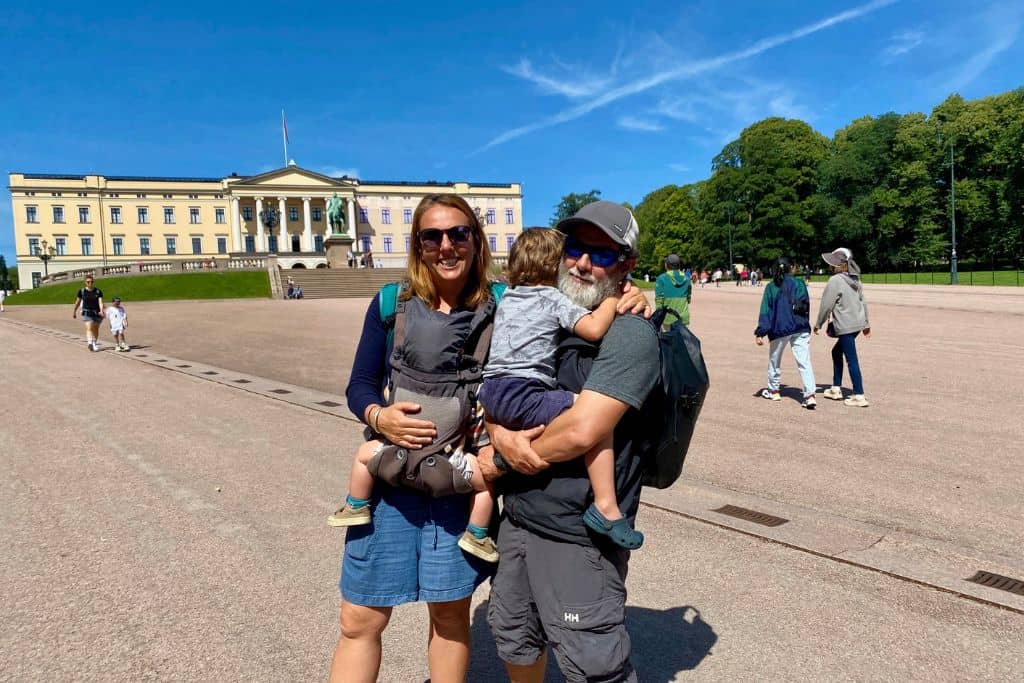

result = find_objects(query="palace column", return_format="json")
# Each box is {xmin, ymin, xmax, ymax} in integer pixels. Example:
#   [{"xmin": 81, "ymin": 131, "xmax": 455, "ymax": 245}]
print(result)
[
  {"xmin": 302, "ymin": 197, "xmax": 313, "ymax": 251},
  {"xmin": 255, "ymin": 197, "xmax": 265, "ymax": 251},
  {"xmin": 278, "ymin": 197, "xmax": 288, "ymax": 252},
  {"xmin": 230, "ymin": 197, "xmax": 242, "ymax": 252},
  {"xmin": 346, "ymin": 198, "xmax": 356, "ymax": 247}
]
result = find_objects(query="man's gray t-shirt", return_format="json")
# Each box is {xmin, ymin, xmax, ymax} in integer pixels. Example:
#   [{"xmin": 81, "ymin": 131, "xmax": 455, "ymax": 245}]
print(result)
[
  {"xmin": 583, "ymin": 314, "xmax": 661, "ymax": 410},
  {"xmin": 484, "ymin": 285, "xmax": 590, "ymax": 386}
]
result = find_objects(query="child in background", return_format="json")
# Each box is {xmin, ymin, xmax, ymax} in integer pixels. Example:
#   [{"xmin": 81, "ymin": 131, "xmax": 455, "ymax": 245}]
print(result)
[
  {"xmin": 478, "ymin": 227, "xmax": 644, "ymax": 549},
  {"xmin": 107, "ymin": 297, "xmax": 129, "ymax": 352}
]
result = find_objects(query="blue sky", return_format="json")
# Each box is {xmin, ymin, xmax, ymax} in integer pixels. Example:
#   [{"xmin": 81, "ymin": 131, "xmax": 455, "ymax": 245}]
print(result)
[{"xmin": 3, "ymin": 0, "xmax": 1022, "ymax": 265}]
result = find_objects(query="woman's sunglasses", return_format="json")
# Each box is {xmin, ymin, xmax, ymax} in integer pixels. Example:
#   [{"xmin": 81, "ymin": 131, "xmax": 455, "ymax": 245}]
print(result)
[
  {"xmin": 418, "ymin": 225, "xmax": 473, "ymax": 250},
  {"xmin": 564, "ymin": 236, "xmax": 627, "ymax": 268}
]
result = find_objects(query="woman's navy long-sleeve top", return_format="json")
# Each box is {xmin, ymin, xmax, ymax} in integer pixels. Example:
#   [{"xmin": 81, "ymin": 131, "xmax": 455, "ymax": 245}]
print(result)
[{"xmin": 345, "ymin": 293, "xmax": 393, "ymax": 421}]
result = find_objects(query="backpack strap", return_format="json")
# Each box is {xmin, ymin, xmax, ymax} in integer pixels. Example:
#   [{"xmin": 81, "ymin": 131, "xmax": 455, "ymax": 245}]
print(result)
[{"xmin": 378, "ymin": 281, "xmax": 404, "ymax": 349}]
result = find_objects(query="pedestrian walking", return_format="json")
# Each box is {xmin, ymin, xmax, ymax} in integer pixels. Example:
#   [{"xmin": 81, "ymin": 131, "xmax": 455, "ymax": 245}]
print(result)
[
  {"xmin": 72, "ymin": 275, "xmax": 105, "ymax": 352},
  {"xmin": 655, "ymin": 253, "xmax": 692, "ymax": 327},
  {"xmin": 814, "ymin": 247, "xmax": 871, "ymax": 407},
  {"xmin": 107, "ymin": 297, "xmax": 129, "ymax": 351},
  {"xmin": 712, "ymin": 268, "xmax": 722, "ymax": 287},
  {"xmin": 754, "ymin": 257, "xmax": 817, "ymax": 409}
]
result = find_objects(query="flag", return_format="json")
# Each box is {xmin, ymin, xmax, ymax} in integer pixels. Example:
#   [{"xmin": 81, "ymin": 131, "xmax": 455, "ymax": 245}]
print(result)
[{"xmin": 282, "ymin": 110, "xmax": 290, "ymax": 144}]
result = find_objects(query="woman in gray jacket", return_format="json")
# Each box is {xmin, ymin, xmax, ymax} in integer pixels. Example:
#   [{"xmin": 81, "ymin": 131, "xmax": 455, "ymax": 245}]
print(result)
[{"xmin": 814, "ymin": 248, "xmax": 871, "ymax": 407}]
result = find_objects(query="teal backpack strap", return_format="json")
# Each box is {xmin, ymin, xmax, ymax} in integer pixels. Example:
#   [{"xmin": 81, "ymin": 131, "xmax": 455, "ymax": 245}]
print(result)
[
  {"xmin": 490, "ymin": 281, "xmax": 507, "ymax": 303},
  {"xmin": 378, "ymin": 281, "xmax": 403, "ymax": 349}
]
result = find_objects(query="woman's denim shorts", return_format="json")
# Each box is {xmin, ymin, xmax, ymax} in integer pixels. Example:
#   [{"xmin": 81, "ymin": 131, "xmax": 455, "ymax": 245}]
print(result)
[{"xmin": 340, "ymin": 484, "xmax": 491, "ymax": 606}]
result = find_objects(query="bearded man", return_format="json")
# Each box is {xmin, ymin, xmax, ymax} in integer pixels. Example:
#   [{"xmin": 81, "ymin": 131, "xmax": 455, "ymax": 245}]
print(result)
[{"xmin": 480, "ymin": 201, "xmax": 662, "ymax": 683}]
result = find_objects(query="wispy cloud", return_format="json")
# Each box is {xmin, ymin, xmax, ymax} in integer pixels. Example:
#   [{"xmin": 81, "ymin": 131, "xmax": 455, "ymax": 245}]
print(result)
[
  {"xmin": 882, "ymin": 29, "xmax": 925, "ymax": 58},
  {"xmin": 501, "ymin": 58, "xmax": 611, "ymax": 98},
  {"xmin": 317, "ymin": 166, "xmax": 360, "ymax": 179},
  {"xmin": 617, "ymin": 116, "xmax": 665, "ymax": 132},
  {"xmin": 943, "ymin": 14, "xmax": 1019, "ymax": 92},
  {"xmin": 475, "ymin": 0, "xmax": 898, "ymax": 154},
  {"xmin": 654, "ymin": 98, "xmax": 702, "ymax": 123}
]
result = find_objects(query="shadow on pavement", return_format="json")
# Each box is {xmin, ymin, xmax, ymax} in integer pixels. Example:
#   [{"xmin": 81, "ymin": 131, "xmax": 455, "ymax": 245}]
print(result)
[{"xmin": 467, "ymin": 601, "xmax": 716, "ymax": 681}]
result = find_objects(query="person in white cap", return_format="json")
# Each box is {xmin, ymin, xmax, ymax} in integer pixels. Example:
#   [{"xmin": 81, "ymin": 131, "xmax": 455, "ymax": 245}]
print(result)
[{"xmin": 814, "ymin": 247, "xmax": 871, "ymax": 407}]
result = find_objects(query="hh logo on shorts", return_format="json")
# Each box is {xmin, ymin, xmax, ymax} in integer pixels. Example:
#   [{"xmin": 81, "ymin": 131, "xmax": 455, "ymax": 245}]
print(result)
[{"xmin": 563, "ymin": 612, "xmax": 580, "ymax": 623}]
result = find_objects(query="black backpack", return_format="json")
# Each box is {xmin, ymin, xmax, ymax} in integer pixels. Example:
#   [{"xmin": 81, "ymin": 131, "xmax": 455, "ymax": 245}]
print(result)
[{"xmin": 641, "ymin": 308, "xmax": 710, "ymax": 489}]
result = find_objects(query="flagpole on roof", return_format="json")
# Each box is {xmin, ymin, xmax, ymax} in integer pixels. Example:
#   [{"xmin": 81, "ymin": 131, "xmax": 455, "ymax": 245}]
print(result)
[{"xmin": 281, "ymin": 110, "xmax": 289, "ymax": 167}]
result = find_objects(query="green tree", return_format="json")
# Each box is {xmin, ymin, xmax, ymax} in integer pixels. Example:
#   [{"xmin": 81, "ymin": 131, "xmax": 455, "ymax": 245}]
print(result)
[{"xmin": 550, "ymin": 190, "xmax": 602, "ymax": 226}]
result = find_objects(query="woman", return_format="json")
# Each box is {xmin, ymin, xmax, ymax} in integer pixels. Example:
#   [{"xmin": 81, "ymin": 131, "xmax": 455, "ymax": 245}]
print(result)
[
  {"xmin": 72, "ymin": 275, "xmax": 105, "ymax": 352},
  {"xmin": 754, "ymin": 257, "xmax": 817, "ymax": 409},
  {"xmin": 329, "ymin": 194, "xmax": 498, "ymax": 683},
  {"xmin": 814, "ymin": 247, "xmax": 871, "ymax": 407}
]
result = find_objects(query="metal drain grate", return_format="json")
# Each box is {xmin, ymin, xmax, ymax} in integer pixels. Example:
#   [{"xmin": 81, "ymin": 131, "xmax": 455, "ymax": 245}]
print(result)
[
  {"xmin": 966, "ymin": 571, "xmax": 1024, "ymax": 595},
  {"xmin": 202, "ymin": 371, "xmax": 218, "ymax": 375},
  {"xmin": 177, "ymin": 364, "xmax": 191, "ymax": 368},
  {"xmin": 137, "ymin": 354, "xmax": 148, "ymax": 358},
  {"xmin": 269, "ymin": 389, "xmax": 292, "ymax": 395},
  {"xmin": 233, "ymin": 379, "xmax": 251, "ymax": 384},
  {"xmin": 317, "ymin": 400, "xmax": 342, "ymax": 407},
  {"xmin": 154, "ymin": 359, "xmax": 167, "ymax": 363},
  {"xmin": 712, "ymin": 505, "xmax": 789, "ymax": 527}
]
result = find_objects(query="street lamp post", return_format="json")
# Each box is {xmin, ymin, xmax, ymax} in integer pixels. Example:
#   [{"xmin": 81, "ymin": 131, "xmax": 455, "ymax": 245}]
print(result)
[
  {"xmin": 37, "ymin": 239, "xmax": 56, "ymax": 278},
  {"xmin": 948, "ymin": 141, "xmax": 958, "ymax": 285},
  {"xmin": 726, "ymin": 207, "xmax": 734, "ymax": 278}
]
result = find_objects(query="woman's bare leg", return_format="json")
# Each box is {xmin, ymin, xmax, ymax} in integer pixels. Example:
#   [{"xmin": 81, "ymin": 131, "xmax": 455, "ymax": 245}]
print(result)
[
  {"xmin": 426, "ymin": 597, "xmax": 472, "ymax": 683},
  {"xmin": 328, "ymin": 600, "xmax": 392, "ymax": 683}
]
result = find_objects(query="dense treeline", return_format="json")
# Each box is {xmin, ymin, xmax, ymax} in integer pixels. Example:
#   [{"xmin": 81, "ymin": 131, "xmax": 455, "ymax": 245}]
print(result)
[{"xmin": 631, "ymin": 88, "xmax": 1024, "ymax": 274}]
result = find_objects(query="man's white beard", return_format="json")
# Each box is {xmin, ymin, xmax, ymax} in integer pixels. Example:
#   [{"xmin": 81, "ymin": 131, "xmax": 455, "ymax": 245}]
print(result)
[{"xmin": 558, "ymin": 262, "xmax": 620, "ymax": 310}]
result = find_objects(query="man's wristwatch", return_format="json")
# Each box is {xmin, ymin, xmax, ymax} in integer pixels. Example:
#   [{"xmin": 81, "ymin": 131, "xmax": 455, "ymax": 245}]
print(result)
[{"xmin": 492, "ymin": 451, "xmax": 510, "ymax": 474}]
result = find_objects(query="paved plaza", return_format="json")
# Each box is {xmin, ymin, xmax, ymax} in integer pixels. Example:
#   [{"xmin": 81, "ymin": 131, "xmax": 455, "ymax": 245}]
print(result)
[{"xmin": 2, "ymin": 283, "xmax": 1023, "ymax": 680}]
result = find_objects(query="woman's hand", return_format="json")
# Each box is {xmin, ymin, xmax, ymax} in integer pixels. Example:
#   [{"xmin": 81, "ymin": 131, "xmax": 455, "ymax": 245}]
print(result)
[
  {"xmin": 618, "ymin": 280, "xmax": 652, "ymax": 317},
  {"xmin": 755, "ymin": 336, "xmax": 765, "ymax": 346},
  {"xmin": 813, "ymin": 327, "xmax": 820, "ymax": 335},
  {"xmin": 375, "ymin": 402, "xmax": 437, "ymax": 449},
  {"xmin": 486, "ymin": 422, "xmax": 548, "ymax": 475}
]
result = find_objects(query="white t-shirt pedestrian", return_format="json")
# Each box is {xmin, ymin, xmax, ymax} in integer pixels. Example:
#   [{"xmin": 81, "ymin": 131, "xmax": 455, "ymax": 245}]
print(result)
[{"xmin": 107, "ymin": 304, "xmax": 127, "ymax": 333}]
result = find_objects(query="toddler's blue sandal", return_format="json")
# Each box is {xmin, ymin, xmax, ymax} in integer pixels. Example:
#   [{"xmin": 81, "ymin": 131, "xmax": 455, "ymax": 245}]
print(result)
[{"xmin": 583, "ymin": 503, "xmax": 644, "ymax": 549}]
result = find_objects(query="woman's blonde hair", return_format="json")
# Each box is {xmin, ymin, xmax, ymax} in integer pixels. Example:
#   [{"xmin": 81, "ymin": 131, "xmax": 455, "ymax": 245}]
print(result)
[
  {"xmin": 404, "ymin": 194, "xmax": 492, "ymax": 308},
  {"xmin": 505, "ymin": 227, "xmax": 565, "ymax": 287}
]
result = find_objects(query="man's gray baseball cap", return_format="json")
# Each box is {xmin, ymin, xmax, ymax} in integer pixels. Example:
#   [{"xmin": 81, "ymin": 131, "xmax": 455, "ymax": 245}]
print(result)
[{"xmin": 556, "ymin": 201, "xmax": 639, "ymax": 257}]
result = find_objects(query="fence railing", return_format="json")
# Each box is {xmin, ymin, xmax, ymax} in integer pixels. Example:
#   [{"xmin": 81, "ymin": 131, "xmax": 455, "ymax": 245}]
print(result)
[
  {"xmin": 39, "ymin": 257, "xmax": 269, "ymax": 287},
  {"xmin": 808, "ymin": 268, "xmax": 1023, "ymax": 286}
]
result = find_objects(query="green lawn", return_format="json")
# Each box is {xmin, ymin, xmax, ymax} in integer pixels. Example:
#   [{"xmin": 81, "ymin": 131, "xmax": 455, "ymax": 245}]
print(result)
[
  {"xmin": 4, "ymin": 271, "xmax": 271, "ymax": 305},
  {"xmin": 807, "ymin": 271, "xmax": 1023, "ymax": 286}
]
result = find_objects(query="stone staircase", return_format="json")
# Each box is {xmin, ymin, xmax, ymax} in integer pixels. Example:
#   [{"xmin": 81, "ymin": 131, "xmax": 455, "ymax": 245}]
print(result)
[{"xmin": 285, "ymin": 268, "xmax": 407, "ymax": 298}]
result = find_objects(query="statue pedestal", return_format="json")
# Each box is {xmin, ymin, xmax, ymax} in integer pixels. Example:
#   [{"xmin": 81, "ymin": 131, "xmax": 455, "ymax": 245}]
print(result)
[{"xmin": 324, "ymin": 234, "xmax": 355, "ymax": 268}]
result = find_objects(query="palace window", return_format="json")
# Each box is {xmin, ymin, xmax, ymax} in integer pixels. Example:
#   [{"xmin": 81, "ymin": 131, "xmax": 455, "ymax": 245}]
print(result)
[
  {"xmin": 289, "ymin": 207, "xmax": 299, "ymax": 221},
  {"xmin": 189, "ymin": 207, "xmax": 201, "ymax": 224},
  {"xmin": 112, "ymin": 237, "xmax": 124, "ymax": 256},
  {"xmin": 381, "ymin": 208, "xmax": 391, "ymax": 225},
  {"xmin": 383, "ymin": 234, "xmax": 393, "ymax": 253},
  {"xmin": 312, "ymin": 207, "xmax": 322, "ymax": 222},
  {"xmin": 404, "ymin": 235, "xmax": 411, "ymax": 252},
  {"xmin": 488, "ymin": 234, "xmax": 497, "ymax": 251},
  {"xmin": 314, "ymin": 234, "xmax": 324, "ymax": 252},
  {"xmin": 506, "ymin": 208, "xmax": 515, "ymax": 224},
  {"xmin": 215, "ymin": 208, "xmax": 226, "ymax": 224},
  {"xmin": 164, "ymin": 207, "xmax": 175, "ymax": 224},
  {"xmin": 79, "ymin": 207, "xmax": 91, "ymax": 223},
  {"xmin": 403, "ymin": 208, "xmax": 412, "ymax": 224},
  {"xmin": 192, "ymin": 237, "xmax": 202, "ymax": 254},
  {"xmin": 140, "ymin": 237, "xmax": 151, "ymax": 255},
  {"xmin": 53, "ymin": 206, "xmax": 65, "ymax": 223},
  {"xmin": 138, "ymin": 207, "xmax": 149, "ymax": 224},
  {"xmin": 486, "ymin": 209, "xmax": 496, "ymax": 225},
  {"xmin": 359, "ymin": 208, "xmax": 368, "ymax": 223},
  {"xmin": 268, "ymin": 235, "xmax": 278, "ymax": 253},
  {"xmin": 26, "ymin": 206, "xmax": 38, "ymax": 223},
  {"xmin": 245, "ymin": 235, "xmax": 255, "ymax": 253},
  {"xmin": 243, "ymin": 206, "xmax": 253, "ymax": 221},
  {"xmin": 110, "ymin": 207, "xmax": 122, "ymax": 224},
  {"xmin": 81, "ymin": 237, "xmax": 93, "ymax": 255},
  {"xmin": 217, "ymin": 237, "xmax": 227, "ymax": 254},
  {"xmin": 507, "ymin": 234, "xmax": 516, "ymax": 251},
  {"xmin": 166, "ymin": 236, "xmax": 177, "ymax": 254},
  {"xmin": 361, "ymin": 235, "xmax": 371, "ymax": 252},
  {"xmin": 55, "ymin": 237, "xmax": 66, "ymax": 255},
  {"xmin": 29, "ymin": 237, "xmax": 40, "ymax": 255}
]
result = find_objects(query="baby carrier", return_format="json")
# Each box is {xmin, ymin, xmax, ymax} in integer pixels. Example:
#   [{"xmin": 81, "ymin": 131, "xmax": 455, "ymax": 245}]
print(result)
[{"xmin": 366, "ymin": 281, "xmax": 505, "ymax": 497}]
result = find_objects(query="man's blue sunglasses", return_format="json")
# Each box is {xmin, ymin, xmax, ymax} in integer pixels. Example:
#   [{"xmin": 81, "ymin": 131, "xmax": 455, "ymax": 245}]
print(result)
[{"xmin": 564, "ymin": 236, "xmax": 627, "ymax": 267}]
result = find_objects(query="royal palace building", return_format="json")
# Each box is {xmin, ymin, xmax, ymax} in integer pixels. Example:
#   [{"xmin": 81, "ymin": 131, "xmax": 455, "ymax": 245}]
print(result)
[{"xmin": 8, "ymin": 165, "xmax": 524, "ymax": 288}]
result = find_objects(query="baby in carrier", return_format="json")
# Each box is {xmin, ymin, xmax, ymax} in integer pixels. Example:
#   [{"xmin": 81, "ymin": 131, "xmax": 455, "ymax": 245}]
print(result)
[
  {"xmin": 328, "ymin": 283, "xmax": 503, "ymax": 563},
  {"xmin": 478, "ymin": 227, "xmax": 644, "ymax": 549}
]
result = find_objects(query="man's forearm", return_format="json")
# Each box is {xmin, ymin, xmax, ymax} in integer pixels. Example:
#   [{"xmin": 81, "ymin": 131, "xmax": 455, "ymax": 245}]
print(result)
[{"xmin": 530, "ymin": 390, "xmax": 629, "ymax": 463}]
